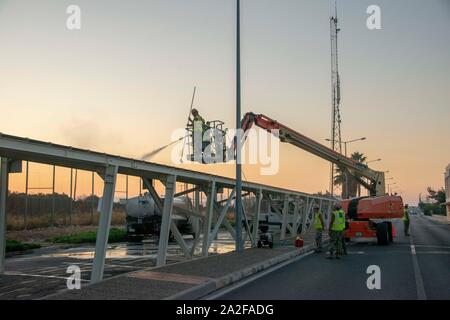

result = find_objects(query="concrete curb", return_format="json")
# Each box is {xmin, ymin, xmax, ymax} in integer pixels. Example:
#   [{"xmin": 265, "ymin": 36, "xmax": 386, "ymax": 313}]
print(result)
[{"xmin": 166, "ymin": 243, "xmax": 319, "ymax": 300}]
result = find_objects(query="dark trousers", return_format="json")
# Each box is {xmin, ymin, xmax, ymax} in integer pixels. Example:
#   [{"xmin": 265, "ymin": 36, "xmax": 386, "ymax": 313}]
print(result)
[
  {"xmin": 341, "ymin": 232, "xmax": 347, "ymax": 254},
  {"xmin": 404, "ymin": 220, "xmax": 410, "ymax": 235}
]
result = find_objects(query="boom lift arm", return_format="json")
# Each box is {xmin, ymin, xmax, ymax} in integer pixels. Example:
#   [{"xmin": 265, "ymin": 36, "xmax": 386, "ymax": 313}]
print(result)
[{"xmin": 234, "ymin": 112, "xmax": 385, "ymax": 197}]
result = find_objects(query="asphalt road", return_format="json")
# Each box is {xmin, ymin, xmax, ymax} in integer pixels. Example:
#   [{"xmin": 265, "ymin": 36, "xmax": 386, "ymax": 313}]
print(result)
[{"xmin": 220, "ymin": 215, "xmax": 450, "ymax": 300}]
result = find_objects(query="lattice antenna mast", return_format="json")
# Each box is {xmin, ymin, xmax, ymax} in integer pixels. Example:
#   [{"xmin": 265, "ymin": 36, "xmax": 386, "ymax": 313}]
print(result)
[{"xmin": 329, "ymin": 0, "xmax": 343, "ymax": 197}]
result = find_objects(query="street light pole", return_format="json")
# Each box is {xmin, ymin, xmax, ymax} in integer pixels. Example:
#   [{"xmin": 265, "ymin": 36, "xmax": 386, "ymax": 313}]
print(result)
[
  {"xmin": 235, "ymin": 0, "xmax": 243, "ymax": 253},
  {"xmin": 388, "ymin": 182, "xmax": 397, "ymax": 195},
  {"xmin": 325, "ymin": 136, "xmax": 365, "ymax": 199},
  {"xmin": 344, "ymin": 137, "xmax": 365, "ymax": 198},
  {"xmin": 366, "ymin": 159, "xmax": 382, "ymax": 165}
]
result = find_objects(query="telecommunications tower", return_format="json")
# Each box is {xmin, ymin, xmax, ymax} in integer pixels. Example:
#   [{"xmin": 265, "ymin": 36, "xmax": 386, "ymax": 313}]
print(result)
[{"xmin": 329, "ymin": 1, "xmax": 343, "ymax": 197}]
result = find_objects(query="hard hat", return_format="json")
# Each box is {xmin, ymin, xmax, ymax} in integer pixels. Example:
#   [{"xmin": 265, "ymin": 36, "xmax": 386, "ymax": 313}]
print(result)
[{"xmin": 313, "ymin": 205, "xmax": 319, "ymax": 210}]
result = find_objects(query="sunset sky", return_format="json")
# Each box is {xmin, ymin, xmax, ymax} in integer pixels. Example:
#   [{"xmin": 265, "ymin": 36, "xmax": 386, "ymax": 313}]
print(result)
[{"xmin": 1, "ymin": 0, "xmax": 449, "ymax": 205}]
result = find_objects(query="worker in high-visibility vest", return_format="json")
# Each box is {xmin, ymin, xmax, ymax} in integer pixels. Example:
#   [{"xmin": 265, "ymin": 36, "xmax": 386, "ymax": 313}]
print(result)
[
  {"xmin": 328, "ymin": 204, "xmax": 345, "ymax": 259},
  {"xmin": 403, "ymin": 204, "xmax": 410, "ymax": 236},
  {"xmin": 313, "ymin": 205, "xmax": 325, "ymax": 252},
  {"xmin": 189, "ymin": 109, "xmax": 209, "ymax": 158}
]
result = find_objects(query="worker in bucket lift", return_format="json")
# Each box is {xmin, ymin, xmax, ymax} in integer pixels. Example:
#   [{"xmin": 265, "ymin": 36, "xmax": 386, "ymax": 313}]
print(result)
[
  {"xmin": 403, "ymin": 204, "xmax": 410, "ymax": 236},
  {"xmin": 313, "ymin": 205, "xmax": 325, "ymax": 253},
  {"xmin": 327, "ymin": 203, "xmax": 345, "ymax": 259},
  {"xmin": 189, "ymin": 109, "xmax": 210, "ymax": 156}
]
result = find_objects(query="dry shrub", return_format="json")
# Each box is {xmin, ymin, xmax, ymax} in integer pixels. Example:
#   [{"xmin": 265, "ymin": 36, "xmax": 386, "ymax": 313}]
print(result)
[{"xmin": 7, "ymin": 210, "xmax": 126, "ymax": 231}]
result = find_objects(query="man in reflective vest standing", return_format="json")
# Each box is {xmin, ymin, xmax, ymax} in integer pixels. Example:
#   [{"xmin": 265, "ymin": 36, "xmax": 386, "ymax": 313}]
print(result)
[
  {"xmin": 313, "ymin": 205, "xmax": 325, "ymax": 253},
  {"xmin": 328, "ymin": 203, "xmax": 345, "ymax": 259},
  {"xmin": 403, "ymin": 204, "xmax": 410, "ymax": 236}
]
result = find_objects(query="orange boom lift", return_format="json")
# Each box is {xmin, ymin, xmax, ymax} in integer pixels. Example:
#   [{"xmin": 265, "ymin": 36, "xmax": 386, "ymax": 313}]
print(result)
[{"xmin": 232, "ymin": 112, "xmax": 403, "ymax": 245}]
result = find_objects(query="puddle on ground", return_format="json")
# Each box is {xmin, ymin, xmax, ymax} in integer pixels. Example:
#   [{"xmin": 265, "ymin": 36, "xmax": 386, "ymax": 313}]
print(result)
[{"xmin": 42, "ymin": 232, "xmax": 251, "ymax": 260}]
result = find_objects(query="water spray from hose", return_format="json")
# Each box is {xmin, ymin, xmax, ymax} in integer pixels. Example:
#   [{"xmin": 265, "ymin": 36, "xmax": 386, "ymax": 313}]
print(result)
[{"xmin": 141, "ymin": 136, "xmax": 185, "ymax": 161}]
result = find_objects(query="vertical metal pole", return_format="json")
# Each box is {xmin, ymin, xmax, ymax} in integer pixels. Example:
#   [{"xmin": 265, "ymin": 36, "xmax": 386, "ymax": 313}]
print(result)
[
  {"xmin": 301, "ymin": 199, "xmax": 308, "ymax": 236},
  {"xmin": 235, "ymin": 0, "xmax": 243, "ymax": 253},
  {"xmin": 51, "ymin": 165, "xmax": 56, "ymax": 226},
  {"xmin": 126, "ymin": 175, "xmax": 129, "ymax": 200},
  {"xmin": 0, "ymin": 158, "xmax": 9, "ymax": 273},
  {"xmin": 190, "ymin": 188, "xmax": 202, "ymax": 257},
  {"xmin": 70, "ymin": 168, "xmax": 73, "ymax": 224},
  {"xmin": 91, "ymin": 165, "xmax": 118, "ymax": 283},
  {"xmin": 345, "ymin": 142, "xmax": 348, "ymax": 198},
  {"xmin": 280, "ymin": 195, "xmax": 289, "ymax": 240},
  {"xmin": 193, "ymin": 189, "xmax": 200, "ymax": 237},
  {"xmin": 24, "ymin": 161, "xmax": 29, "ymax": 229},
  {"xmin": 156, "ymin": 175, "xmax": 177, "ymax": 267},
  {"xmin": 91, "ymin": 171, "xmax": 95, "ymax": 224},
  {"xmin": 73, "ymin": 169, "xmax": 78, "ymax": 202},
  {"xmin": 202, "ymin": 181, "xmax": 216, "ymax": 256},
  {"xmin": 292, "ymin": 197, "xmax": 300, "ymax": 235},
  {"xmin": 252, "ymin": 189, "xmax": 262, "ymax": 247}
]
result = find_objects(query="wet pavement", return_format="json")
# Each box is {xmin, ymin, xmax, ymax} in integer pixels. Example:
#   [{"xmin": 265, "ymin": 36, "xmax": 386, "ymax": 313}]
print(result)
[{"xmin": 0, "ymin": 232, "xmax": 243, "ymax": 300}]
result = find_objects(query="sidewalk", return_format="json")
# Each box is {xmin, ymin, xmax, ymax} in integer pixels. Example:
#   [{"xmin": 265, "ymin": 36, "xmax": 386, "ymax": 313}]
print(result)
[
  {"xmin": 426, "ymin": 214, "xmax": 450, "ymax": 224},
  {"xmin": 48, "ymin": 231, "xmax": 326, "ymax": 300}
]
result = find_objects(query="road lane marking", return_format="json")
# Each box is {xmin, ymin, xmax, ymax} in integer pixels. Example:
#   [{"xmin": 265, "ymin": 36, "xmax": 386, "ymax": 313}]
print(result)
[
  {"xmin": 419, "ymin": 225, "xmax": 450, "ymax": 228},
  {"xmin": 414, "ymin": 251, "xmax": 450, "ymax": 255},
  {"xmin": 410, "ymin": 236, "xmax": 426, "ymax": 300},
  {"xmin": 393, "ymin": 244, "xmax": 450, "ymax": 249},
  {"xmin": 348, "ymin": 251, "xmax": 365, "ymax": 255},
  {"xmin": 4, "ymin": 271, "xmax": 90, "ymax": 282}
]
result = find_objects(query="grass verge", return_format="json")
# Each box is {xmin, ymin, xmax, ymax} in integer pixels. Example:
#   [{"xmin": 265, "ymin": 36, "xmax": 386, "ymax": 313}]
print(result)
[
  {"xmin": 49, "ymin": 228, "xmax": 127, "ymax": 244},
  {"xmin": 6, "ymin": 240, "xmax": 41, "ymax": 253}
]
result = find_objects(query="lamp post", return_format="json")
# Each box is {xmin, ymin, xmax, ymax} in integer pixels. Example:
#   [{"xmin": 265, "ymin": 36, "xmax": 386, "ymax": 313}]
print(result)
[
  {"xmin": 325, "ymin": 137, "xmax": 366, "ymax": 157},
  {"xmin": 388, "ymin": 182, "xmax": 397, "ymax": 195},
  {"xmin": 325, "ymin": 137, "xmax": 366, "ymax": 198},
  {"xmin": 343, "ymin": 137, "xmax": 366, "ymax": 157},
  {"xmin": 235, "ymin": 0, "xmax": 243, "ymax": 252},
  {"xmin": 366, "ymin": 158, "xmax": 381, "ymax": 165}
]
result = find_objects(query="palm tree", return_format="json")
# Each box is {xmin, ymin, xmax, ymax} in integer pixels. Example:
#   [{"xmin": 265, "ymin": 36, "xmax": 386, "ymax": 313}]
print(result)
[
  {"xmin": 351, "ymin": 152, "xmax": 367, "ymax": 197},
  {"xmin": 333, "ymin": 152, "xmax": 367, "ymax": 198}
]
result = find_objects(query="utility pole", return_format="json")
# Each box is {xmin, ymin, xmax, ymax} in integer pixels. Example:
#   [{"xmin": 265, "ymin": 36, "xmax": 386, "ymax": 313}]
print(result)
[
  {"xmin": 73, "ymin": 169, "xmax": 78, "ymax": 202},
  {"xmin": 70, "ymin": 168, "xmax": 73, "ymax": 224},
  {"xmin": 126, "ymin": 175, "xmax": 129, "ymax": 200},
  {"xmin": 91, "ymin": 171, "xmax": 95, "ymax": 224},
  {"xmin": 51, "ymin": 165, "xmax": 56, "ymax": 226},
  {"xmin": 24, "ymin": 161, "xmax": 29, "ymax": 229},
  {"xmin": 329, "ymin": 0, "xmax": 343, "ymax": 198},
  {"xmin": 235, "ymin": 0, "xmax": 243, "ymax": 252}
]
